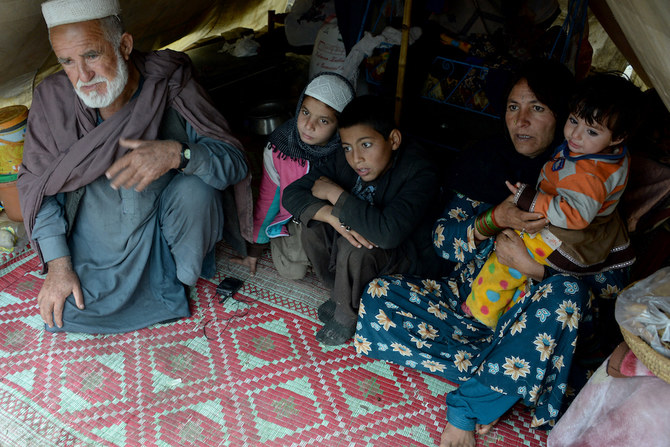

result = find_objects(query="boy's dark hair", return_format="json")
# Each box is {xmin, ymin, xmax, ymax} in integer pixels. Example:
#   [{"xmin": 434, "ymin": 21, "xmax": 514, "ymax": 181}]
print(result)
[
  {"xmin": 338, "ymin": 95, "xmax": 397, "ymax": 139},
  {"xmin": 570, "ymin": 72, "xmax": 642, "ymax": 143}
]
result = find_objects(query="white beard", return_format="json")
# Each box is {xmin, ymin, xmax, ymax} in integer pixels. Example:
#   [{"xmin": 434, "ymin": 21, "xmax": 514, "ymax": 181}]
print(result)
[{"xmin": 74, "ymin": 48, "xmax": 129, "ymax": 109}]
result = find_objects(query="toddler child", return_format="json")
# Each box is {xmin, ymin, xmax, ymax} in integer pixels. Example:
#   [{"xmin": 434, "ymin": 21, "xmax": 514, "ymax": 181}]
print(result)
[
  {"xmin": 283, "ymin": 95, "xmax": 446, "ymax": 345},
  {"xmin": 466, "ymin": 73, "xmax": 641, "ymax": 329},
  {"xmin": 232, "ymin": 72, "xmax": 354, "ymax": 278}
]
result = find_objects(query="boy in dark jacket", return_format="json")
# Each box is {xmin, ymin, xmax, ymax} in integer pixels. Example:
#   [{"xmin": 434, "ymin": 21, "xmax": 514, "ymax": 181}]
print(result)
[{"xmin": 283, "ymin": 95, "xmax": 445, "ymax": 345}]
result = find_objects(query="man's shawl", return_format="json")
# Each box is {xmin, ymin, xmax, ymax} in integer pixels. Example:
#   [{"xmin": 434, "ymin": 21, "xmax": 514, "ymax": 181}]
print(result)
[{"xmin": 18, "ymin": 49, "xmax": 253, "ymax": 245}]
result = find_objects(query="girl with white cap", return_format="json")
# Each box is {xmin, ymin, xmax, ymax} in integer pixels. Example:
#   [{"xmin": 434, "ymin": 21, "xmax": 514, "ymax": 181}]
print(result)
[{"xmin": 232, "ymin": 72, "xmax": 355, "ymax": 278}]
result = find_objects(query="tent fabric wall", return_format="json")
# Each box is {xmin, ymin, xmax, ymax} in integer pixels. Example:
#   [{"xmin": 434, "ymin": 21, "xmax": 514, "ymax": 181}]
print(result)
[
  {"xmin": 1, "ymin": 1, "xmax": 668, "ymax": 110},
  {"xmin": 0, "ymin": 0, "xmax": 288, "ymax": 108},
  {"xmin": 599, "ymin": 0, "xmax": 670, "ymax": 111}
]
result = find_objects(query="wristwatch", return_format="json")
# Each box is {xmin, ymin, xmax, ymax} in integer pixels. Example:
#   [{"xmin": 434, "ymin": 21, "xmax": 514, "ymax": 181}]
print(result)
[{"xmin": 179, "ymin": 142, "xmax": 191, "ymax": 170}]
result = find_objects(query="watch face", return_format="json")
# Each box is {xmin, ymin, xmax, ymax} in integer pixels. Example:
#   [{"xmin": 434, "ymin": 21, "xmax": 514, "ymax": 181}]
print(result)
[{"xmin": 184, "ymin": 148, "xmax": 191, "ymax": 160}]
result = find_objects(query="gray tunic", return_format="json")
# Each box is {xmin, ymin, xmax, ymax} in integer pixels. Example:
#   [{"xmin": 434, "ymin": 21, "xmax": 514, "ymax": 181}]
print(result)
[{"xmin": 32, "ymin": 109, "xmax": 247, "ymax": 333}]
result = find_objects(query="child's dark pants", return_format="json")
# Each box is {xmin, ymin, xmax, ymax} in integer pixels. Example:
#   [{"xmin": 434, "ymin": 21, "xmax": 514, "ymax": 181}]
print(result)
[{"xmin": 301, "ymin": 221, "xmax": 412, "ymax": 328}]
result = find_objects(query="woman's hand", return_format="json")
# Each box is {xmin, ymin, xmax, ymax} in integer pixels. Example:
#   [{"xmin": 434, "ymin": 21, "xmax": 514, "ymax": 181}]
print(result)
[
  {"xmin": 312, "ymin": 176, "xmax": 344, "ymax": 205},
  {"xmin": 494, "ymin": 196, "xmax": 547, "ymax": 234},
  {"xmin": 494, "ymin": 229, "xmax": 545, "ymax": 281}
]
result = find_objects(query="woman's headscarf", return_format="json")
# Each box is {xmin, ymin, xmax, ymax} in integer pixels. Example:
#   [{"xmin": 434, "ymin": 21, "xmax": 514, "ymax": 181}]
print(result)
[
  {"xmin": 268, "ymin": 72, "xmax": 355, "ymax": 167},
  {"xmin": 443, "ymin": 59, "xmax": 575, "ymax": 204}
]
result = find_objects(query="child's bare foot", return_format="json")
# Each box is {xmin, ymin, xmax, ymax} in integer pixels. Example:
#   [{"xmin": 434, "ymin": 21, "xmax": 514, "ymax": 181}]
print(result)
[
  {"xmin": 230, "ymin": 256, "xmax": 258, "ymax": 275},
  {"xmin": 440, "ymin": 422, "xmax": 475, "ymax": 447},
  {"xmin": 476, "ymin": 418, "xmax": 499, "ymax": 435}
]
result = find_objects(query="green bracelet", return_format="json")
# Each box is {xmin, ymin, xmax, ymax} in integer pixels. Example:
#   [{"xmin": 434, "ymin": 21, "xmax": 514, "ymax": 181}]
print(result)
[
  {"xmin": 475, "ymin": 207, "xmax": 503, "ymax": 238},
  {"xmin": 485, "ymin": 207, "xmax": 502, "ymax": 233}
]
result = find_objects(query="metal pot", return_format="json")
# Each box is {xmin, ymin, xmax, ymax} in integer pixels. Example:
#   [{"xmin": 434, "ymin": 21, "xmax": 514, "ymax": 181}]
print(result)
[{"xmin": 246, "ymin": 101, "xmax": 290, "ymax": 136}]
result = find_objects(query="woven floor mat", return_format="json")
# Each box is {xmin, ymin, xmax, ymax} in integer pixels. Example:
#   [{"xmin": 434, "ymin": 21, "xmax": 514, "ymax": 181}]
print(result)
[{"xmin": 0, "ymin": 244, "xmax": 547, "ymax": 446}]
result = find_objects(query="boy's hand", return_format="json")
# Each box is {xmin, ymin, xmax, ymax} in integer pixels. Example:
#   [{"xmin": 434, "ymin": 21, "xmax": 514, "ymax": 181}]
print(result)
[
  {"xmin": 335, "ymin": 223, "xmax": 375, "ymax": 249},
  {"xmin": 324, "ymin": 212, "xmax": 374, "ymax": 249},
  {"xmin": 312, "ymin": 176, "xmax": 345, "ymax": 205},
  {"xmin": 314, "ymin": 205, "xmax": 374, "ymax": 249}
]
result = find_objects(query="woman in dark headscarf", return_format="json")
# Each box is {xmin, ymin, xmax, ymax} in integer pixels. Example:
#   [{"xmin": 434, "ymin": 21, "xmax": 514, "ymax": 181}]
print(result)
[
  {"xmin": 443, "ymin": 58, "xmax": 572, "ymax": 206},
  {"xmin": 355, "ymin": 59, "xmax": 629, "ymax": 446}
]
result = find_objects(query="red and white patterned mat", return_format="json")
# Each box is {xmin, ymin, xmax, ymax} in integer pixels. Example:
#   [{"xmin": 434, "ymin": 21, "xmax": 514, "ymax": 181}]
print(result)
[{"xmin": 0, "ymin": 244, "xmax": 548, "ymax": 446}]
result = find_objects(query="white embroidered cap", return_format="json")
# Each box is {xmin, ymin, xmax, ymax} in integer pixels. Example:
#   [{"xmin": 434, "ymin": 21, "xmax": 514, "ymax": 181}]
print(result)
[
  {"xmin": 42, "ymin": 0, "xmax": 121, "ymax": 28},
  {"xmin": 304, "ymin": 73, "xmax": 355, "ymax": 113}
]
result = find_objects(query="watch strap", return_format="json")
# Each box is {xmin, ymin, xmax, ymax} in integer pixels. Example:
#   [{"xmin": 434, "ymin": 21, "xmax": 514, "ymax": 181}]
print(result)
[{"xmin": 179, "ymin": 142, "xmax": 190, "ymax": 170}]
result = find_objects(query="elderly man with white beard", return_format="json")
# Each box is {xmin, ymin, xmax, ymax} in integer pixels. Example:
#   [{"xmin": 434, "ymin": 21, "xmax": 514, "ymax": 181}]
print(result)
[{"xmin": 17, "ymin": 0, "xmax": 252, "ymax": 333}]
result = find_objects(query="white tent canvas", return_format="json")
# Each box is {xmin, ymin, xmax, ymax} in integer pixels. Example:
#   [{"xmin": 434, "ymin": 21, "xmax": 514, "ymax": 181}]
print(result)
[
  {"xmin": 0, "ymin": 0, "xmax": 288, "ymax": 106},
  {"xmin": 0, "ymin": 0, "xmax": 668, "ymax": 110}
]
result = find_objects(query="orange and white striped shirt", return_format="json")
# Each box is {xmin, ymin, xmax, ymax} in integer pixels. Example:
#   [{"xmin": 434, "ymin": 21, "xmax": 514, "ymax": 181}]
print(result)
[{"xmin": 520, "ymin": 143, "xmax": 629, "ymax": 230}]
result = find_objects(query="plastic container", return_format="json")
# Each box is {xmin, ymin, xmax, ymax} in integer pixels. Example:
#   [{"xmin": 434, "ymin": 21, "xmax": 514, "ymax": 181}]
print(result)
[
  {"xmin": 0, "ymin": 105, "xmax": 28, "ymax": 176},
  {"xmin": 0, "ymin": 175, "xmax": 22, "ymax": 222}
]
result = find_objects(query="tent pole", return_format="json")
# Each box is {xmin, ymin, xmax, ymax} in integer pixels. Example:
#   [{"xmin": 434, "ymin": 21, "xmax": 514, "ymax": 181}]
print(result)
[{"xmin": 394, "ymin": 0, "xmax": 412, "ymax": 126}]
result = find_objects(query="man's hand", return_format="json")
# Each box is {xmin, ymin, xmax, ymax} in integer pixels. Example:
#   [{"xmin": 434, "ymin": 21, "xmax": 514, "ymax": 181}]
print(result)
[
  {"xmin": 312, "ymin": 176, "xmax": 345, "ymax": 205},
  {"xmin": 494, "ymin": 195, "xmax": 547, "ymax": 234},
  {"xmin": 38, "ymin": 256, "xmax": 84, "ymax": 328},
  {"xmin": 105, "ymin": 138, "xmax": 182, "ymax": 192}
]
